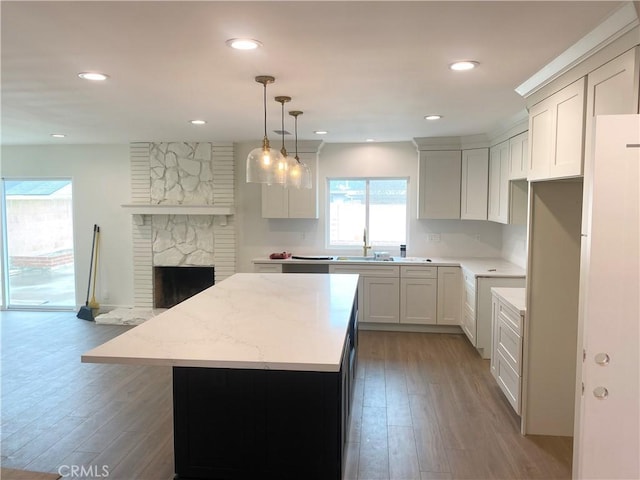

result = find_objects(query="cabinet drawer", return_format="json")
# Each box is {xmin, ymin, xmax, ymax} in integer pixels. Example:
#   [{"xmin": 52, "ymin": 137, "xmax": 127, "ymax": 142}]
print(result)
[
  {"xmin": 400, "ymin": 265, "xmax": 437, "ymax": 278},
  {"xmin": 464, "ymin": 284, "xmax": 476, "ymax": 313},
  {"xmin": 330, "ymin": 264, "xmax": 399, "ymax": 277},
  {"xmin": 497, "ymin": 300, "xmax": 522, "ymax": 335},
  {"xmin": 496, "ymin": 349, "xmax": 521, "ymax": 414},
  {"xmin": 254, "ymin": 263, "xmax": 283, "ymax": 273},
  {"xmin": 462, "ymin": 306, "xmax": 476, "ymax": 345},
  {"xmin": 497, "ymin": 317, "xmax": 521, "ymax": 372}
]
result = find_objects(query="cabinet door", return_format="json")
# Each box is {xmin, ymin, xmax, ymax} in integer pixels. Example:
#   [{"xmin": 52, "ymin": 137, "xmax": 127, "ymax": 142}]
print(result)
[
  {"xmin": 436, "ymin": 266, "xmax": 461, "ymax": 325},
  {"xmin": 287, "ymin": 154, "xmax": 318, "ymax": 219},
  {"xmin": 418, "ymin": 150, "xmax": 461, "ymax": 219},
  {"xmin": 460, "ymin": 148, "xmax": 489, "ymax": 220},
  {"xmin": 509, "ymin": 131, "xmax": 528, "ymax": 180},
  {"xmin": 488, "ymin": 141, "xmax": 509, "ymax": 224},
  {"xmin": 550, "ymin": 77, "xmax": 586, "ymax": 178},
  {"xmin": 262, "ymin": 183, "xmax": 288, "ymax": 218},
  {"xmin": 490, "ymin": 295, "xmax": 499, "ymax": 379},
  {"xmin": 363, "ymin": 276, "xmax": 400, "ymax": 323},
  {"xmin": 582, "ymin": 47, "xmax": 640, "ymax": 236},
  {"xmin": 528, "ymin": 99, "xmax": 553, "ymax": 181},
  {"xmin": 400, "ymin": 278, "xmax": 437, "ymax": 325}
]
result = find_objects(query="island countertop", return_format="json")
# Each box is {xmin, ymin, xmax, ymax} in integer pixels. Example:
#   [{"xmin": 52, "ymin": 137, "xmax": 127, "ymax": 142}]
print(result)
[{"xmin": 82, "ymin": 273, "xmax": 359, "ymax": 372}]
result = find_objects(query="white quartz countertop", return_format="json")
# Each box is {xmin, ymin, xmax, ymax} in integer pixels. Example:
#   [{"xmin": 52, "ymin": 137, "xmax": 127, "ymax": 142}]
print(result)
[
  {"xmin": 491, "ymin": 287, "xmax": 527, "ymax": 314},
  {"xmin": 82, "ymin": 273, "xmax": 359, "ymax": 372},
  {"xmin": 253, "ymin": 256, "xmax": 525, "ymax": 277}
]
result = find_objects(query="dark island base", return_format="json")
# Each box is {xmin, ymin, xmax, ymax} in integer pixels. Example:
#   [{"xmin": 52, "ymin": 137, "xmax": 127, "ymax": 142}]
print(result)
[{"xmin": 172, "ymin": 364, "xmax": 352, "ymax": 480}]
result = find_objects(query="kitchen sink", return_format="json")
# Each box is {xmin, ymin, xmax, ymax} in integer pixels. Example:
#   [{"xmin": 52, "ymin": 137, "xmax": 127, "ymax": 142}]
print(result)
[{"xmin": 335, "ymin": 256, "xmax": 392, "ymax": 261}]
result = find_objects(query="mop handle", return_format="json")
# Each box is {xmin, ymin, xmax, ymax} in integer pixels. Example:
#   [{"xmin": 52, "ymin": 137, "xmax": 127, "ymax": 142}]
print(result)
[
  {"xmin": 91, "ymin": 226, "xmax": 100, "ymax": 299},
  {"xmin": 86, "ymin": 224, "xmax": 98, "ymax": 305}
]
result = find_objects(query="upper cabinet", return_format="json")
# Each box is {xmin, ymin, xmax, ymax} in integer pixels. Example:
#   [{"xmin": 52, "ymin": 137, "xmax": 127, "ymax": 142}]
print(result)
[
  {"xmin": 488, "ymin": 141, "xmax": 510, "ymax": 224},
  {"xmin": 417, "ymin": 150, "xmax": 461, "ymax": 219},
  {"xmin": 528, "ymin": 77, "xmax": 586, "ymax": 181},
  {"xmin": 262, "ymin": 152, "xmax": 319, "ymax": 219},
  {"xmin": 460, "ymin": 148, "xmax": 489, "ymax": 220},
  {"xmin": 508, "ymin": 131, "xmax": 528, "ymax": 180}
]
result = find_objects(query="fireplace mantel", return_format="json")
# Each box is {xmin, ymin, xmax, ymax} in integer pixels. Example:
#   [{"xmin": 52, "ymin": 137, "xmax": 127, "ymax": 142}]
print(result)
[{"xmin": 122, "ymin": 204, "xmax": 234, "ymax": 216}]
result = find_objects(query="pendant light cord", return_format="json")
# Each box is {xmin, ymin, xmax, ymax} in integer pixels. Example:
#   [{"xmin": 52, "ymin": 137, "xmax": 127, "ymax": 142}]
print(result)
[
  {"xmin": 294, "ymin": 114, "xmax": 300, "ymax": 162},
  {"xmin": 281, "ymin": 101, "xmax": 286, "ymax": 154},
  {"xmin": 263, "ymin": 82, "xmax": 267, "ymax": 139}
]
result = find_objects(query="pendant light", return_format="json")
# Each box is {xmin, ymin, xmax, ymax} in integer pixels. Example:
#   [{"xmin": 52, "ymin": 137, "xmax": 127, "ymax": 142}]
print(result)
[
  {"xmin": 246, "ymin": 76, "xmax": 284, "ymax": 184},
  {"xmin": 274, "ymin": 96, "xmax": 298, "ymax": 186},
  {"xmin": 287, "ymin": 110, "xmax": 312, "ymax": 189}
]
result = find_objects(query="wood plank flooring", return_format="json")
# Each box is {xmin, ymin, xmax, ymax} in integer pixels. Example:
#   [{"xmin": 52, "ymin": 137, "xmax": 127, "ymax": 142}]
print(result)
[{"xmin": 0, "ymin": 311, "xmax": 572, "ymax": 479}]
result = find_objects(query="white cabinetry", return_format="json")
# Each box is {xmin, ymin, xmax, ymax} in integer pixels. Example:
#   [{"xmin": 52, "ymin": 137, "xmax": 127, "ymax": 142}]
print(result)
[
  {"xmin": 400, "ymin": 266, "xmax": 437, "ymax": 325},
  {"xmin": 253, "ymin": 263, "xmax": 283, "ymax": 273},
  {"xmin": 262, "ymin": 153, "xmax": 318, "ymax": 218},
  {"xmin": 437, "ymin": 267, "xmax": 461, "ymax": 325},
  {"xmin": 488, "ymin": 141, "xmax": 510, "ymax": 224},
  {"xmin": 460, "ymin": 148, "xmax": 489, "ymax": 220},
  {"xmin": 418, "ymin": 150, "xmax": 461, "ymax": 219},
  {"xmin": 461, "ymin": 269, "xmax": 526, "ymax": 359},
  {"xmin": 508, "ymin": 131, "xmax": 528, "ymax": 180},
  {"xmin": 330, "ymin": 264, "xmax": 400, "ymax": 324},
  {"xmin": 491, "ymin": 288, "xmax": 525, "ymax": 415},
  {"xmin": 528, "ymin": 77, "xmax": 586, "ymax": 181}
]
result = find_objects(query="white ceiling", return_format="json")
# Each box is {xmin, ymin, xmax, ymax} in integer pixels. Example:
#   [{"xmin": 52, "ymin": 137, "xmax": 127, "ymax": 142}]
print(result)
[{"xmin": 0, "ymin": 1, "xmax": 625, "ymax": 146}]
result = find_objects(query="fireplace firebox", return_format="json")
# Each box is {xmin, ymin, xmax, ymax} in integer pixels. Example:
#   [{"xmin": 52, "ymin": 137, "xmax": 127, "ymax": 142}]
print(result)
[{"xmin": 153, "ymin": 266, "xmax": 214, "ymax": 309}]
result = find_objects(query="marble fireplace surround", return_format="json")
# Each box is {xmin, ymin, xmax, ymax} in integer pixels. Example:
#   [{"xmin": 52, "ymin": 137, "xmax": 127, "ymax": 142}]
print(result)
[{"xmin": 96, "ymin": 142, "xmax": 236, "ymax": 325}]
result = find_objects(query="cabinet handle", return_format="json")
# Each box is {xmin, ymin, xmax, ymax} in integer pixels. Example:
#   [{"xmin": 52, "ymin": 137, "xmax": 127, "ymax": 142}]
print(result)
[
  {"xmin": 594, "ymin": 352, "xmax": 610, "ymax": 366},
  {"xmin": 593, "ymin": 386, "xmax": 609, "ymax": 399}
]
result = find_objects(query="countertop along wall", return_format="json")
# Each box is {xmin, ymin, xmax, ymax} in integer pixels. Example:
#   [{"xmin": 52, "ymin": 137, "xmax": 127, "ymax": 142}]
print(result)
[
  {"xmin": 235, "ymin": 140, "xmax": 510, "ymax": 273},
  {"xmin": 1, "ymin": 144, "xmax": 134, "ymax": 309}
]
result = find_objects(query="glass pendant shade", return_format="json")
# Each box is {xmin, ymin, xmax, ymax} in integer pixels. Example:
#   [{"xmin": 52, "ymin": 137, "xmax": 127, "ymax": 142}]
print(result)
[
  {"xmin": 246, "ymin": 75, "xmax": 285, "ymax": 184},
  {"xmin": 246, "ymin": 138, "xmax": 284, "ymax": 184}
]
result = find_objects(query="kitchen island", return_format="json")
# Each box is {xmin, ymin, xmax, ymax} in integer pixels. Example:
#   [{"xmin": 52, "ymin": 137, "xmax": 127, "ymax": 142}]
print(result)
[{"xmin": 82, "ymin": 273, "xmax": 360, "ymax": 480}]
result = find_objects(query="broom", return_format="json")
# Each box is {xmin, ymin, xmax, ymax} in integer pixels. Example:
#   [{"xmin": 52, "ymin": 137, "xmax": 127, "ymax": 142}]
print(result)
[
  {"xmin": 88, "ymin": 225, "xmax": 100, "ymax": 315},
  {"xmin": 77, "ymin": 224, "xmax": 98, "ymax": 321}
]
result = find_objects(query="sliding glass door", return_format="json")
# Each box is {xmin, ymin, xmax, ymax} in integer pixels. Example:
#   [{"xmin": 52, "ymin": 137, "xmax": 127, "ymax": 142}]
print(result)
[{"xmin": 1, "ymin": 179, "xmax": 76, "ymax": 309}]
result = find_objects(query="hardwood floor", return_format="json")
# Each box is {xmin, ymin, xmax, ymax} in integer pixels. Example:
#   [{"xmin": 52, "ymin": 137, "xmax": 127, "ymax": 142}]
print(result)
[{"xmin": 0, "ymin": 310, "xmax": 572, "ymax": 479}]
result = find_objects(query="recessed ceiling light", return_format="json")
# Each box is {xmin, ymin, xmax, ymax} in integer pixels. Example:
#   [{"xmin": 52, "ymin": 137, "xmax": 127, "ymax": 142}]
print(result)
[
  {"xmin": 449, "ymin": 61, "xmax": 479, "ymax": 71},
  {"xmin": 226, "ymin": 38, "xmax": 262, "ymax": 50},
  {"xmin": 189, "ymin": 120, "xmax": 207, "ymax": 125},
  {"xmin": 424, "ymin": 115, "xmax": 442, "ymax": 120},
  {"xmin": 78, "ymin": 72, "xmax": 109, "ymax": 81},
  {"xmin": 314, "ymin": 130, "xmax": 328, "ymax": 135},
  {"xmin": 366, "ymin": 138, "xmax": 375, "ymax": 142},
  {"xmin": 50, "ymin": 133, "xmax": 66, "ymax": 138}
]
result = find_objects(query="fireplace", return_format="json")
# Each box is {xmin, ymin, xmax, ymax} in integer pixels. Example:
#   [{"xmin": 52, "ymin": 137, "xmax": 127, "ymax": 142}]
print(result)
[{"xmin": 154, "ymin": 266, "xmax": 214, "ymax": 309}]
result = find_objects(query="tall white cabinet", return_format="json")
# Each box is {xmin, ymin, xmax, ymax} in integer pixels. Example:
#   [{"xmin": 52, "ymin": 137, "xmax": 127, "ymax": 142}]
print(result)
[{"xmin": 460, "ymin": 148, "xmax": 489, "ymax": 220}]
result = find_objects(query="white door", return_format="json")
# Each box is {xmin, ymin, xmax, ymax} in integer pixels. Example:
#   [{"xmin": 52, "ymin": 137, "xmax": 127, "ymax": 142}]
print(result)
[{"xmin": 575, "ymin": 115, "xmax": 639, "ymax": 479}]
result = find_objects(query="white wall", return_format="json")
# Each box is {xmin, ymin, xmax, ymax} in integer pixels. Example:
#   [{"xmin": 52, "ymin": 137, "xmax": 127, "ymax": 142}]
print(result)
[
  {"xmin": 1, "ymin": 145, "xmax": 133, "ymax": 309},
  {"xmin": 502, "ymin": 224, "xmax": 528, "ymax": 268},
  {"xmin": 235, "ymin": 141, "xmax": 505, "ymax": 273}
]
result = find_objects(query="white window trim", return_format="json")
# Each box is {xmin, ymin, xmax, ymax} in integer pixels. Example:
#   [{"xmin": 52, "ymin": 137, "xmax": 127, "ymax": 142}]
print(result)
[{"xmin": 325, "ymin": 176, "xmax": 409, "ymax": 250}]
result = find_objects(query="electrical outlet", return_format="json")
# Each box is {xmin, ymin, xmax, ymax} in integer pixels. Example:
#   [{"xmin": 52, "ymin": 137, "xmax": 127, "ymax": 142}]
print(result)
[
  {"xmin": 474, "ymin": 233, "xmax": 481, "ymax": 241},
  {"xmin": 430, "ymin": 233, "xmax": 441, "ymax": 243}
]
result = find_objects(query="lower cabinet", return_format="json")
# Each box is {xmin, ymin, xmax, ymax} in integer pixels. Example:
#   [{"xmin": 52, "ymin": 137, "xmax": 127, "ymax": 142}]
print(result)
[
  {"xmin": 400, "ymin": 266, "xmax": 437, "ymax": 324},
  {"xmin": 364, "ymin": 276, "xmax": 400, "ymax": 323},
  {"xmin": 461, "ymin": 269, "xmax": 526, "ymax": 359},
  {"xmin": 330, "ymin": 264, "xmax": 461, "ymax": 327},
  {"xmin": 490, "ymin": 288, "xmax": 525, "ymax": 415}
]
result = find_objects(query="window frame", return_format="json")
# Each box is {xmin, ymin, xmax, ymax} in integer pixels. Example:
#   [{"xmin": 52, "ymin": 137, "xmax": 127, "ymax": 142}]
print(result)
[{"xmin": 325, "ymin": 176, "xmax": 409, "ymax": 250}]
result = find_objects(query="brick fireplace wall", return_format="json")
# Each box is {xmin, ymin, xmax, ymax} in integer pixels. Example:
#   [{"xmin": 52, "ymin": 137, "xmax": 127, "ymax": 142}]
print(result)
[{"xmin": 129, "ymin": 142, "xmax": 235, "ymax": 308}]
